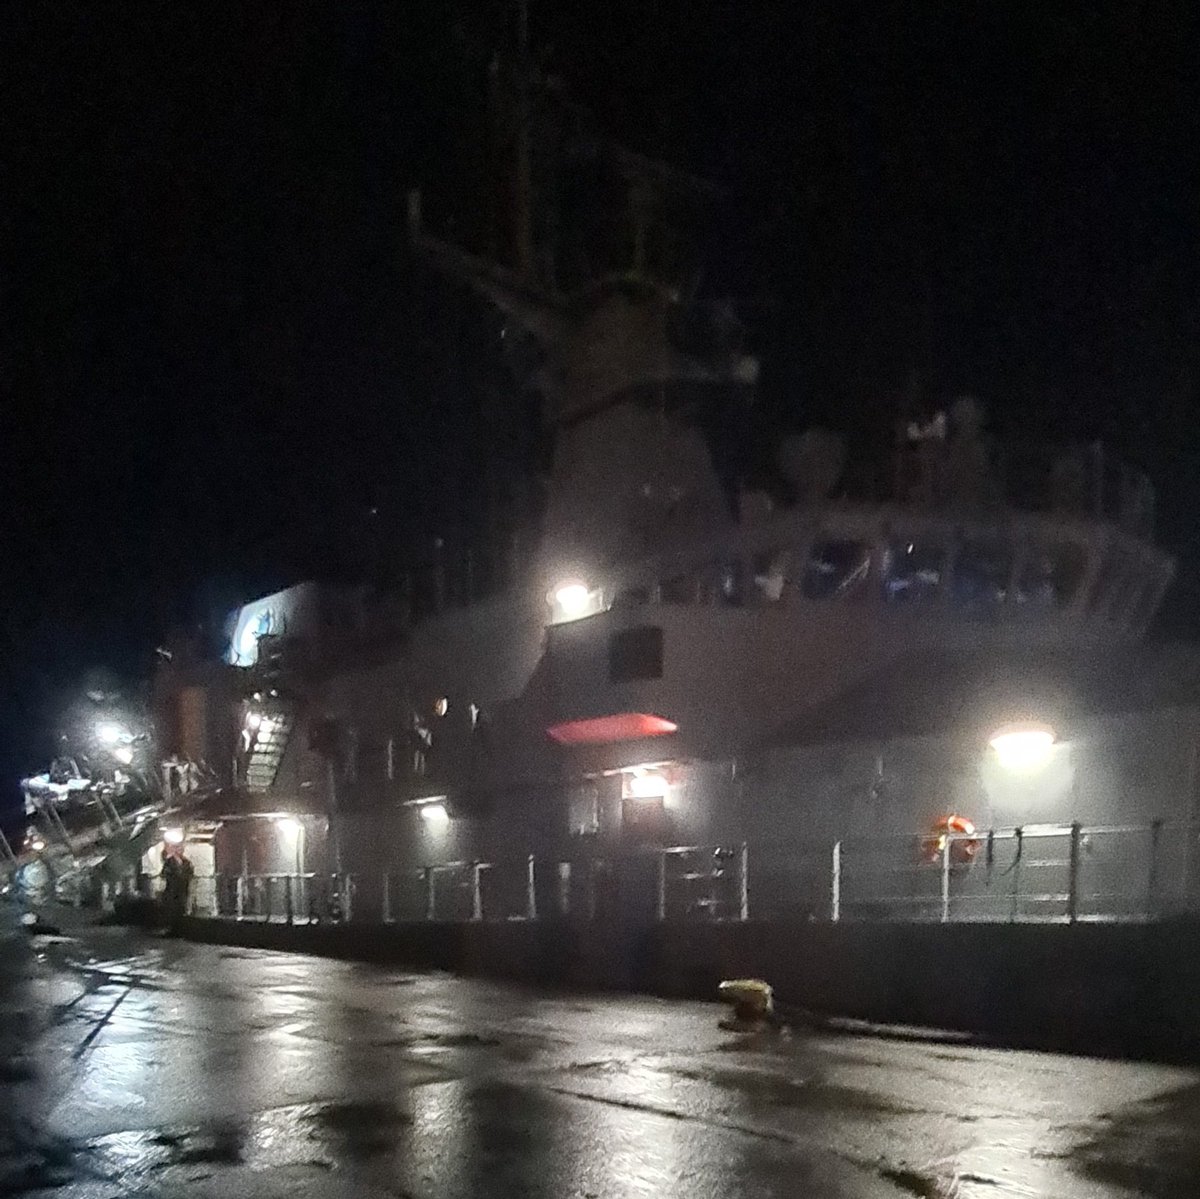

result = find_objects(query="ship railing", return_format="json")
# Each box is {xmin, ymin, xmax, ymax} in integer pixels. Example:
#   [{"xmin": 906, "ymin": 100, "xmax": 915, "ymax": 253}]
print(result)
[
  {"xmin": 377, "ymin": 856, "xmax": 616, "ymax": 923},
  {"xmin": 212, "ymin": 871, "xmax": 356, "ymax": 925},
  {"xmin": 197, "ymin": 820, "xmax": 1197, "ymax": 927},
  {"xmin": 889, "ymin": 437, "xmax": 1156, "ymax": 538},
  {"xmin": 372, "ymin": 823, "xmax": 1192, "ymax": 924}
]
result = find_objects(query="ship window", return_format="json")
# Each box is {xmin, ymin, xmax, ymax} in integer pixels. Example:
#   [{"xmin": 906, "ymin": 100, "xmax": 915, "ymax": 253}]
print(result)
[
  {"xmin": 802, "ymin": 539, "xmax": 870, "ymax": 600},
  {"xmin": 882, "ymin": 539, "xmax": 946, "ymax": 605},
  {"xmin": 1015, "ymin": 541, "xmax": 1088, "ymax": 609},
  {"xmin": 952, "ymin": 537, "xmax": 1013, "ymax": 613},
  {"xmin": 697, "ymin": 560, "xmax": 745, "ymax": 606},
  {"xmin": 569, "ymin": 784, "xmax": 600, "ymax": 836},
  {"xmin": 697, "ymin": 564, "xmax": 720, "ymax": 604},
  {"xmin": 660, "ymin": 573, "xmax": 696, "ymax": 605},
  {"xmin": 719, "ymin": 560, "xmax": 745, "ymax": 607},
  {"xmin": 609, "ymin": 626, "xmax": 664, "ymax": 682},
  {"xmin": 612, "ymin": 584, "xmax": 650, "ymax": 609},
  {"xmin": 752, "ymin": 550, "xmax": 787, "ymax": 602},
  {"xmin": 1087, "ymin": 549, "xmax": 1134, "ymax": 620}
]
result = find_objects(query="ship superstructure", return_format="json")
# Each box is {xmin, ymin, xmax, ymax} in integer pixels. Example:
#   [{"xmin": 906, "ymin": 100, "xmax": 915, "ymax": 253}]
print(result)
[{"xmin": 30, "ymin": 25, "xmax": 1198, "ymax": 925}]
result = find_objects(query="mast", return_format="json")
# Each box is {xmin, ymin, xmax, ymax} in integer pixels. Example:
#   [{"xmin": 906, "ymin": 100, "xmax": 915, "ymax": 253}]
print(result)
[{"xmin": 513, "ymin": 0, "xmax": 534, "ymax": 283}]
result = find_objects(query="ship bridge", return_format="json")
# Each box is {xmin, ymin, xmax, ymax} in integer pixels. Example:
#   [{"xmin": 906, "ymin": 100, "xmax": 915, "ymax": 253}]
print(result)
[{"xmin": 537, "ymin": 427, "xmax": 1174, "ymax": 767}]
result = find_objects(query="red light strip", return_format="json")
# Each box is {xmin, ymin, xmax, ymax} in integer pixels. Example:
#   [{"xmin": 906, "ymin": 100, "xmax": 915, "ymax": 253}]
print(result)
[{"xmin": 546, "ymin": 713, "xmax": 678, "ymax": 745}]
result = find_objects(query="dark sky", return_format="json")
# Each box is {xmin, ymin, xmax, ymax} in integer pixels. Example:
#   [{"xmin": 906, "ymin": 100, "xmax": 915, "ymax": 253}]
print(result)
[{"xmin": 1, "ymin": 2, "xmax": 1197, "ymax": 816}]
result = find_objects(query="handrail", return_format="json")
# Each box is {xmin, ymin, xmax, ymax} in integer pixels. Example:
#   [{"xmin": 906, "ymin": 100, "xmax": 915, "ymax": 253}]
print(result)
[{"xmin": 189, "ymin": 819, "xmax": 1195, "ymax": 927}]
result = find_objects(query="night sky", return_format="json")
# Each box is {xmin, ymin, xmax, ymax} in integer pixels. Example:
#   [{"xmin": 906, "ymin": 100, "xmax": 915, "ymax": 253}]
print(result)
[{"xmin": 1, "ymin": 2, "xmax": 1197, "ymax": 819}]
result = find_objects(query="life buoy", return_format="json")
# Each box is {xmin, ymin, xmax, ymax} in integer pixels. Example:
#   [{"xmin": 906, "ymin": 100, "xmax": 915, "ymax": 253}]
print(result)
[{"xmin": 922, "ymin": 814, "xmax": 981, "ymax": 866}]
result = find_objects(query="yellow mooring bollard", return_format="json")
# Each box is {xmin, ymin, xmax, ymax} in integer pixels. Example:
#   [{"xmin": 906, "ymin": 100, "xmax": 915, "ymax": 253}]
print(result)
[{"xmin": 717, "ymin": 978, "xmax": 778, "ymax": 1032}]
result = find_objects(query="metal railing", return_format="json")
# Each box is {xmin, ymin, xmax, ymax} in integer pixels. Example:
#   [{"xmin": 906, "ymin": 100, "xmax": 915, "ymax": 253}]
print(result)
[
  {"xmin": 825, "ymin": 821, "xmax": 1192, "ymax": 924},
  {"xmin": 202, "ymin": 821, "xmax": 1199, "ymax": 928},
  {"xmin": 213, "ymin": 872, "xmax": 355, "ymax": 924}
]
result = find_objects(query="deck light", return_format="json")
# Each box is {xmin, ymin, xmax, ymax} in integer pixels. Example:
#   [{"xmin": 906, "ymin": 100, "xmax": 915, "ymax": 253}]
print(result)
[
  {"xmin": 96, "ymin": 721, "xmax": 125, "ymax": 745},
  {"xmin": 989, "ymin": 723, "xmax": 1056, "ymax": 771},
  {"xmin": 419, "ymin": 802, "xmax": 450, "ymax": 827},
  {"xmin": 552, "ymin": 581, "xmax": 591, "ymax": 618}
]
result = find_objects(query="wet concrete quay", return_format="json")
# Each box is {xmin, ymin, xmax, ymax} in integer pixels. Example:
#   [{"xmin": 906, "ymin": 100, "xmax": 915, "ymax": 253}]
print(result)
[{"xmin": 3, "ymin": 916, "xmax": 1199, "ymax": 1197}]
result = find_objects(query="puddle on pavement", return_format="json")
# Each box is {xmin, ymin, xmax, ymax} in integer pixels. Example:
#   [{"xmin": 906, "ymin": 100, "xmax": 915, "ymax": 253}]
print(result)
[
  {"xmin": 305, "ymin": 1100, "xmax": 413, "ymax": 1157},
  {"xmin": 97, "ymin": 1124, "xmax": 248, "ymax": 1179},
  {"xmin": 1053, "ymin": 1081, "xmax": 1200, "ymax": 1197},
  {"xmin": 878, "ymin": 1165, "xmax": 945, "ymax": 1197},
  {"xmin": 149, "ymin": 1127, "xmax": 245, "ymax": 1166},
  {"xmin": 672, "ymin": 1065, "xmax": 921, "ymax": 1117},
  {"xmin": 308, "ymin": 1101, "xmax": 411, "ymax": 1133},
  {"xmin": 72, "ymin": 1101, "xmax": 418, "ymax": 1184},
  {"xmin": 419, "ymin": 1031, "xmax": 500, "ymax": 1048},
  {"xmin": 0, "ymin": 1135, "xmax": 79, "ymax": 1193},
  {"xmin": 0, "ymin": 1058, "xmax": 37, "ymax": 1084},
  {"xmin": 567, "ymin": 1058, "xmax": 629, "ymax": 1076},
  {"xmin": 1, "ymin": 1124, "xmax": 248, "ymax": 1194},
  {"xmin": 368, "ymin": 1029, "xmax": 503, "ymax": 1052}
]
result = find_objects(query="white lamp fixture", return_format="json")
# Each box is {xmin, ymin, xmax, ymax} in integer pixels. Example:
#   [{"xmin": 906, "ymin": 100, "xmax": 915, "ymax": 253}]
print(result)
[
  {"xmin": 418, "ymin": 802, "xmax": 450, "ymax": 827},
  {"xmin": 96, "ymin": 721, "xmax": 125, "ymax": 745},
  {"xmin": 551, "ymin": 580, "xmax": 592, "ymax": 620},
  {"xmin": 989, "ymin": 722, "xmax": 1056, "ymax": 771},
  {"xmin": 275, "ymin": 816, "xmax": 302, "ymax": 840},
  {"xmin": 162, "ymin": 826, "xmax": 185, "ymax": 845},
  {"xmin": 625, "ymin": 770, "xmax": 669, "ymax": 800}
]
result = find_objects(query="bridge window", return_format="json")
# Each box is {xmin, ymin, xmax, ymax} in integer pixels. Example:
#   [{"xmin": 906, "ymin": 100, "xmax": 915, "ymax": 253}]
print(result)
[
  {"xmin": 882, "ymin": 539, "xmax": 947, "ymax": 605},
  {"xmin": 1015, "ymin": 541, "xmax": 1088, "ymax": 609},
  {"xmin": 802, "ymin": 539, "xmax": 870, "ymax": 600},
  {"xmin": 609, "ymin": 626, "xmax": 664, "ymax": 682},
  {"xmin": 612, "ymin": 584, "xmax": 650, "ymax": 609},
  {"xmin": 752, "ymin": 550, "xmax": 787, "ymax": 602},
  {"xmin": 952, "ymin": 538, "xmax": 1012, "ymax": 613},
  {"xmin": 718, "ymin": 560, "xmax": 745, "ymax": 607},
  {"xmin": 1087, "ymin": 549, "xmax": 1137, "ymax": 621},
  {"xmin": 697, "ymin": 560, "xmax": 746, "ymax": 606}
]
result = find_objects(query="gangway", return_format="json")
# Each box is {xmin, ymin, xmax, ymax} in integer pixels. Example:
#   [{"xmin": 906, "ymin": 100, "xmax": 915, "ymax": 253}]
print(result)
[{"xmin": 5, "ymin": 765, "xmax": 222, "ymax": 904}]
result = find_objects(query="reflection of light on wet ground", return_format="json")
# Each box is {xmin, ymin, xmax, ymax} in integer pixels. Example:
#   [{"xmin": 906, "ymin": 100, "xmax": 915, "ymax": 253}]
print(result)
[
  {"xmin": 6, "ymin": 925, "xmax": 1200, "ymax": 1197},
  {"xmin": 71, "ymin": 1021, "xmax": 149, "ymax": 1112}
]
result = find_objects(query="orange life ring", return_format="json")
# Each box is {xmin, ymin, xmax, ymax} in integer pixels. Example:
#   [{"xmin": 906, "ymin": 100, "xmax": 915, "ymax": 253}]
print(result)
[{"xmin": 922, "ymin": 814, "xmax": 981, "ymax": 865}]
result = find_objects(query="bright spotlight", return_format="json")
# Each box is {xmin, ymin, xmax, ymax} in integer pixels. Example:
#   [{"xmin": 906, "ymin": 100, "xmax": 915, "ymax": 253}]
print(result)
[
  {"xmin": 275, "ymin": 816, "xmax": 302, "ymax": 840},
  {"xmin": 96, "ymin": 721, "xmax": 124, "ymax": 745},
  {"xmin": 162, "ymin": 827, "xmax": 185, "ymax": 845},
  {"xmin": 989, "ymin": 723, "xmax": 1056, "ymax": 771},
  {"xmin": 418, "ymin": 802, "xmax": 450, "ymax": 827},
  {"xmin": 246, "ymin": 711, "xmax": 262, "ymax": 730},
  {"xmin": 552, "ymin": 581, "xmax": 591, "ymax": 618},
  {"xmin": 626, "ymin": 771, "xmax": 669, "ymax": 800},
  {"xmin": 30, "ymin": 838, "xmax": 46, "ymax": 853}
]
